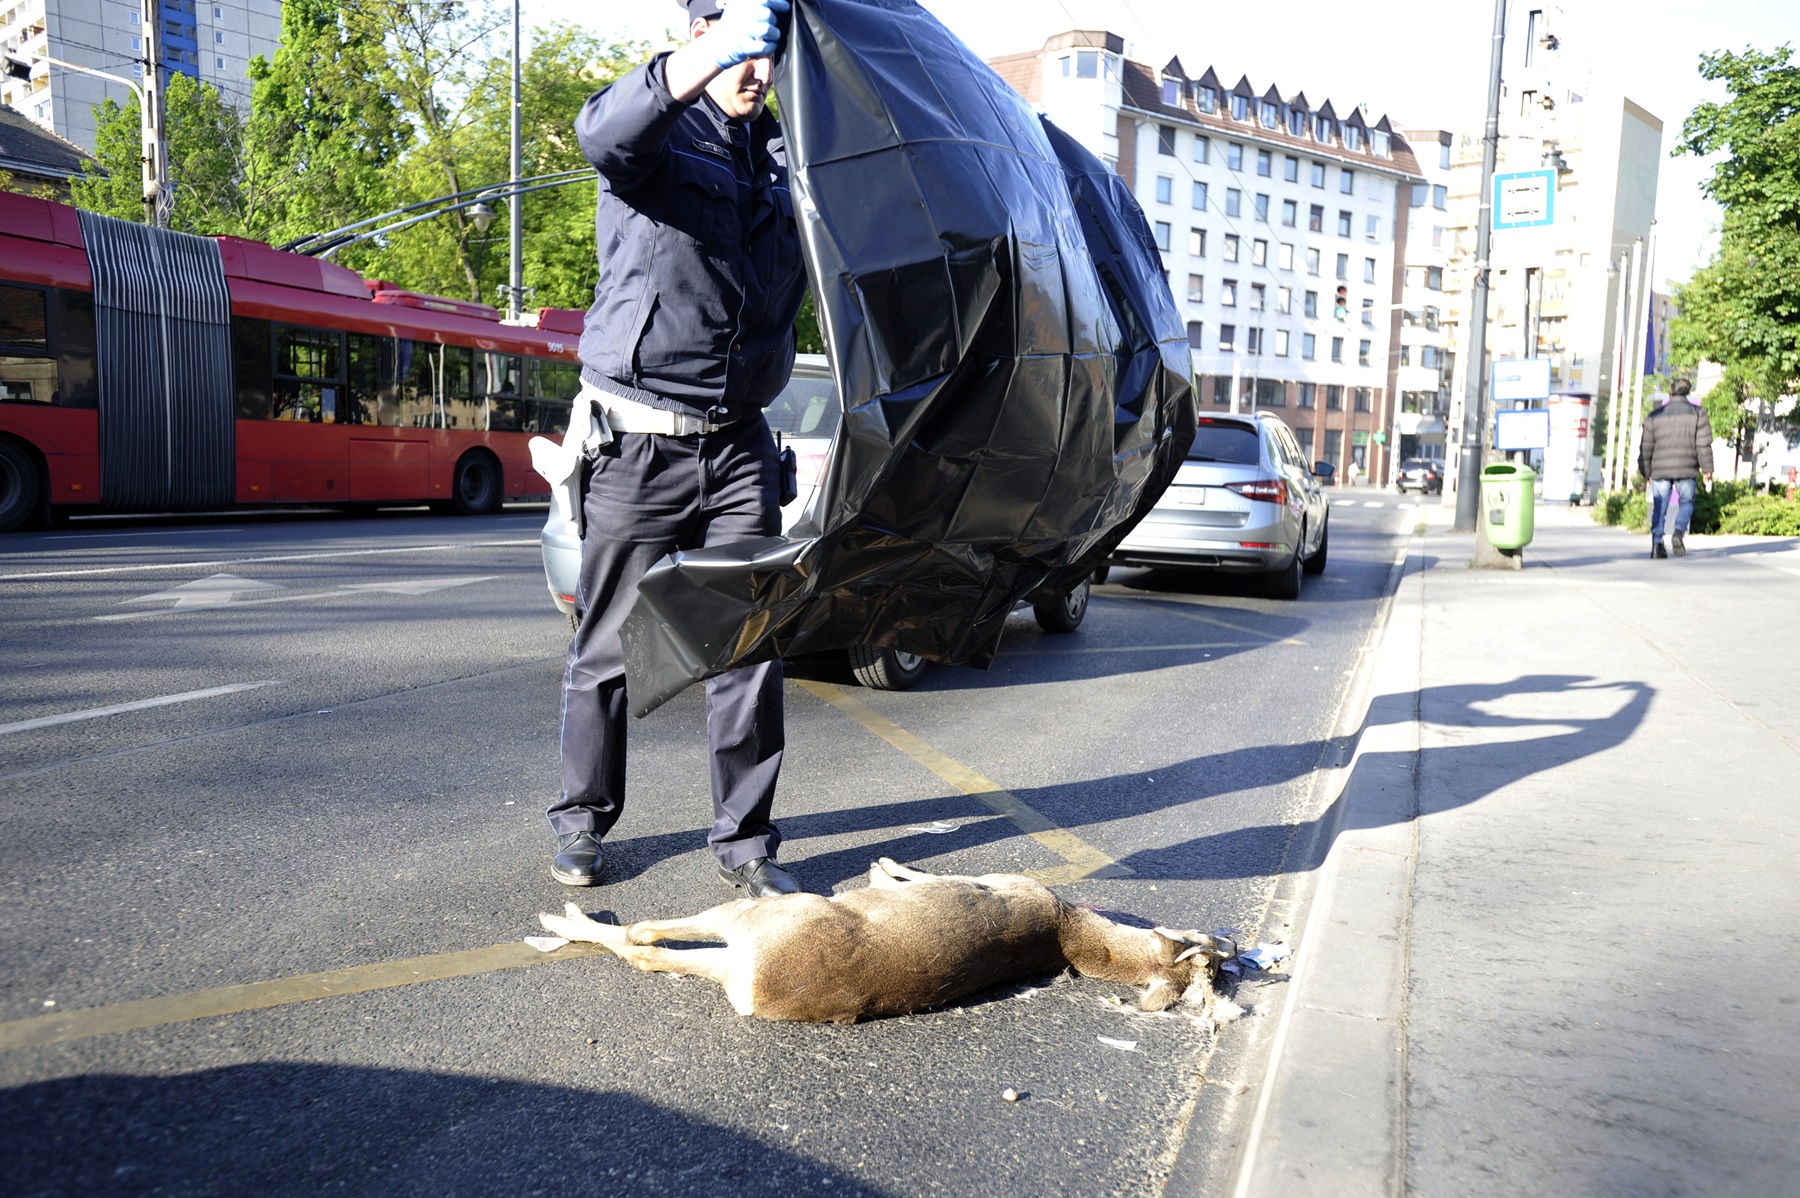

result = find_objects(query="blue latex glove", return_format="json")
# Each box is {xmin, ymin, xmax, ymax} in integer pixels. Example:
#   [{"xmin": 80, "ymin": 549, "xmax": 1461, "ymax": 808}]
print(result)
[{"xmin": 708, "ymin": 0, "xmax": 789, "ymax": 70}]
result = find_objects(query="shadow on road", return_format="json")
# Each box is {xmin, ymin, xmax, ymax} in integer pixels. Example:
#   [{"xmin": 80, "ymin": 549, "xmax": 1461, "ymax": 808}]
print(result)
[{"xmin": 0, "ymin": 1063, "xmax": 888, "ymax": 1198}]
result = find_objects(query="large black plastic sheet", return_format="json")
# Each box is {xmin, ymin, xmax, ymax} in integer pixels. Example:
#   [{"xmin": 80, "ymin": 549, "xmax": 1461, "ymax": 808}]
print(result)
[{"xmin": 620, "ymin": 0, "xmax": 1196, "ymax": 715}]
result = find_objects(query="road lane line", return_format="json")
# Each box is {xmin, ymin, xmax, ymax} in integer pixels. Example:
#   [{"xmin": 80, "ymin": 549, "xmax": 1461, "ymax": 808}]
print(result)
[
  {"xmin": 0, "ymin": 539, "xmax": 537, "ymax": 582},
  {"xmin": 0, "ymin": 682, "xmax": 282, "ymax": 737},
  {"xmin": 793, "ymin": 679, "xmax": 1131, "ymax": 883},
  {"xmin": 0, "ymin": 941, "xmax": 605, "ymax": 1053},
  {"xmin": 44, "ymin": 528, "xmax": 245, "ymax": 540}
]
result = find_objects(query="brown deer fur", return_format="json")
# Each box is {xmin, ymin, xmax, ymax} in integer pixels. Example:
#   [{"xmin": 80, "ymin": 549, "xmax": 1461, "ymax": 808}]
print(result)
[{"xmin": 537, "ymin": 858, "xmax": 1232, "ymax": 1024}]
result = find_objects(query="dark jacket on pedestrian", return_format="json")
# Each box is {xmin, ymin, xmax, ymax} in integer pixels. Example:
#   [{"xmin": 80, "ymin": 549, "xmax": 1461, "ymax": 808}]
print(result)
[
  {"xmin": 1637, "ymin": 400, "xmax": 1714, "ymax": 480},
  {"xmin": 574, "ymin": 53, "xmax": 806, "ymax": 425}
]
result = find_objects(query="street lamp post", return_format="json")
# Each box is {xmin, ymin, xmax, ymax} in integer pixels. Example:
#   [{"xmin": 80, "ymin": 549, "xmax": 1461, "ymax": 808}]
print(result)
[
  {"xmin": 506, "ymin": 0, "xmax": 524, "ymax": 321},
  {"xmin": 18, "ymin": 47, "xmax": 167, "ymax": 226}
]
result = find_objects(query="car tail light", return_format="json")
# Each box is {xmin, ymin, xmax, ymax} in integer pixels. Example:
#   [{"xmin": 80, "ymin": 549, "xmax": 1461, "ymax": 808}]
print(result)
[
  {"xmin": 1239, "ymin": 541, "xmax": 1280, "ymax": 549},
  {"xmin": 1225, "ymin": 478, "xmax": 1288, "ymax": 505},
  {"xmin": 558, "ymin": 593, "xmax": 578, "ymax": 603}
]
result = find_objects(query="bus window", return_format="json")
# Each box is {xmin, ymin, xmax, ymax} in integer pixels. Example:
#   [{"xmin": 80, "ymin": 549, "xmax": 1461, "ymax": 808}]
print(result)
[
  {"xmin": 347, "ymin": 333, "xmax": 401, "ymax": 427},
  {"xmin": 53, "ymin": 288, "xmax": 97, "ymax": 409},
  {"xmin": 441, "ymin": 345, "xmax": 476, "ymax": 428},
  {"xmin": 273, "ymin": 325, "xmax": 343, "ymax": 423},
  {"xmin": 527, "ymin": 357, "xmax": 578, "ymax": 435},
  {"xmin": 480, "ymin": 352, "xmax": 523, "ymax": 431},
  {"xmin": 233, "ymin": 317, "xmax": 272, "ymax": 419},
  {"xmin": 0, "ymin": 283, "xmax": 54, "ymax": 405},
  {"xmin": 399, "ymin": 340, "xmax": 475, "ymax": 429}
]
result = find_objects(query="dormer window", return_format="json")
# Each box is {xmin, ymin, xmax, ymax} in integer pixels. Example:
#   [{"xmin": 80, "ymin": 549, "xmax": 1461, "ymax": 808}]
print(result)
[
  {"xmin": 1314, "ymin": 114, "xmax": 1333, "ymax": 143},
  {"xmin": 1372, "ymin": 131, "xmax": 1391, "ymax": 158},
  {"xmin": 1344, "ymin": 124, "xmax": 1363, "ymax": 151},
  {"xmin": 1230, "ymin": 93, "xmax": 1248, "ymax": 120},
  {"xmin": 1196, "ymin": 86, "xmax": 1215, "ymax": 113},
  {"xmin": 1288, "ymin": 108, "xmax": 1306, "ymax": 136},
  {"xmin": 1162, "ymin": 77, "xmax": 1182, "ymax": 105},
  {"xmin": 1259, "ymin": 100, "xmax": 1280, "ymax": 129}
]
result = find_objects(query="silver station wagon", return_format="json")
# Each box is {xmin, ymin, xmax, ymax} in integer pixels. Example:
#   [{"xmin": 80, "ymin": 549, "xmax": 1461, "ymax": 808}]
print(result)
[{"xmin": 1105, "ymin": 412, "xmax": 1332, "ymax": 598}]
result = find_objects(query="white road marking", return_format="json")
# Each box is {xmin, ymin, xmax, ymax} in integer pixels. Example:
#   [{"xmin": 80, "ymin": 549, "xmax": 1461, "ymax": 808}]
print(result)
[
  {"xmin": 1332, "ymin": 500, "xmax": 1356, "ymax": 507},
  {"xmin": 0, "ymin": 681, "xmax": 281, "ymax": 737},
  {"xmin": 1362, "ymin": 501, "xmax": 1385, "ymax": 508},
  {"xmin": 0, "ymin": 539, "xmax": 537, "ymax": 582},
  {"xmin": 45, "ymin": 528, "xmax": 244, "ymax": 540},
  {"xmin": 94, "ymin": 576, "xmax": 499, "ymax": 622},
  {"xmin": 123, "ymin": 573, "xmax": 284, "ymax": 610}
]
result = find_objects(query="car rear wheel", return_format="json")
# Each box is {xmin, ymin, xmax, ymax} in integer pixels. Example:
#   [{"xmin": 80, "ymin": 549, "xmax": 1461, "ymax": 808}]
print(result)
[
  {"xmin": 847, "ymin": 645, "xmax": 928, "ymax": 691},
  {"xmin": 448, "ymin": 451, "xmax": 502, "ymax": 515},
  {"xmin": 1266, "ymin": 536, "xmax": 1304, "ymax": 600},
  {"xmin": 1304, "ymin": 516, "xmax": 1328, "ymax": 575},
  {"xmin": 1032, "ymin": 578, "xmax": 1089, "ymax": 633},
  {"xmin": 0, "ymin": 439, "xmax": 43, "ymax": 533}
]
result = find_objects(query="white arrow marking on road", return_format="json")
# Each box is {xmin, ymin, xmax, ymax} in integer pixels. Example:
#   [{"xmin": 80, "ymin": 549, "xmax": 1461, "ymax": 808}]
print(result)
[
  {"xmin": 336, "ymin": 576, "xmax": 499, "ymax": 596},
  {"xmin": 123, "ymin": 573, "xmax": 284, "ymax": 610},
  {"xmin": 0, "ymin": 681, "xmax": 282, "ymax": 737}
]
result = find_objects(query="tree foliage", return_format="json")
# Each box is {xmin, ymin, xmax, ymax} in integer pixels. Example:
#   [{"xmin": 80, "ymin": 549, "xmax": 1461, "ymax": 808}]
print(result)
[
  {"xmin": 71, "ymin": 72, "xmax": 249, "ymax": 234},
  {"xmin": 1668, "ymin": 45, "xmax": 1800, "ymax": 425}
]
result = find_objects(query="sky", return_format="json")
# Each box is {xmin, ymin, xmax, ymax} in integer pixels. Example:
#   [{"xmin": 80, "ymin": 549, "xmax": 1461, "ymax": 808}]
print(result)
[{"xmin": 533, "ymin": 0, "xmax": 1798, "ymax": 288}]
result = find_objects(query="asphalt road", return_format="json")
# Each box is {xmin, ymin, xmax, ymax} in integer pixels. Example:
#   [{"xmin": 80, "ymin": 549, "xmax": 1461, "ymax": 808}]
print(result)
[{"xmin": 0, "ymin": 495, "xmax": 1420, "ymax": 1197}]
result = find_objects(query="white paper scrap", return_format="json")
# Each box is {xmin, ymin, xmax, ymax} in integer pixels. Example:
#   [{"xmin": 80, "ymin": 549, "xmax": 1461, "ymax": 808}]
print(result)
[
  {"xmin": 1096, "ymin": 1036, "xmax": 1139, "ymax": 1052},
  {"xmin": 525, "ymin": 936, "xmax": 570, "ymax": 953},
  {"xmin": 906, "ymin": 821, "xmax": 959, "ymax": 834}
]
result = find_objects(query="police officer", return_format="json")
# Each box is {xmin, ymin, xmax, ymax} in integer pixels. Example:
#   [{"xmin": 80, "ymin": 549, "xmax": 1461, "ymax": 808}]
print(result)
[{"xmin": 550, "ymin": 0, "xmax": 806, "ymax": 896}]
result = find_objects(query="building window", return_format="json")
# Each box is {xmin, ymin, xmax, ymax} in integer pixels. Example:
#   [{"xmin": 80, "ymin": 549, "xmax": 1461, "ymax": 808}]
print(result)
[
  {"xmin": 1372, "ymin": 131, "xmax": 1390, "ymax": 158},
  {"xmin": 1259, "ymin": 100, "xmax": 1279, "ymax": 128},
  {"xmin": 1254, "ymin": 193, "xmax": 1269, "ymax": 221},
  {"xmin": 1364, "ymin": 257, "xmax": 1377, "ymax": 284},
  {"xmin": 1288, "ymin": 109, "xmax": 1306, "ymax": 137},
  {"xmin": 1221, "ymin": 278, "xmax": 1238, "ymax": 306},
  {"xmin": 1432, "ymin": 184, "xmax": 1448, "ymax": 209},
  {"xmin": 132, "ymin": 35, "xmax": 143, "ymax": 49},
  {"xmin": 1227, "ymin": 143, "xmax": 1244, "ymax": 171},
  {"xmin": 1311, "ymin": 161, "xmax": 1326, "ymax": 188},
  {"xmin": 1297, "ymin": 426, "xmax": 1315, "ymax": 457},
  {"xmin": 1059, "ymin": 55, "xmax": 1071, "ymax": 77},
  {"xmin": 1337, "ymin": 210, "xmax": 1352, "ymax": 237},
  {"xmin": 1223, "ymin": 235, "xmax": 1240, "ymax": 263},
  {"xmin": 1280, "ymin": 157, "xmax": 1297, "ymax": 185},
  {"xmin": 1344, "ymin": 124, "xmax": 1363, "ymax": 151},
  {"xmin": 1424, "ymin": 306, "xmax": 1440, "ymax": 330},
  {"xmin": 1190, "ymin": 227, "xmax": 1207, "ymax": 256},
  {"xmin": 1162, "ymin": 77, "xmax": 1182, "ymax": 105},
  {"xmin": 1302, "ymin": 335, "xmax": 1316, "ymax": 361},
  {"xmin": 1361, "ymin": 297, "xmax": 1374, "ymax": 325},
  {"xmin": 1426, "ymin": 266, "xmax": 1443, "ymax": 290},
  {"xmin": 215, "ymin": 55, "xmax": 225, "ymax": 68},
  {"xmin": 1197, "ymin": 87, "xmax": 1216, "ymax": 114},
  {"xmin": 1231, "ymin": 93, "xmax": 1248, "ymax": 120},
  {"xmin": 1400, "ymin": 344, "xmax": 1412, "ymax": 366},
  {"xmin": 1192, "ymin": 181, "xmax": 1208, "ymax": 209},
  {"xmin": 1299, "ymin": 382, "xmax": 1316, "ymax": 407},
  {"xmin": 1274, "ymin": 329, "xmax": 1290, "ymax": 358},
  {"xmin": 1327, "ymin": 383, "xmax": 1344, "ymax": 409},
  {"xmin": 1077, "ymin": 50, "xmax": 1098, "ymax": 78},
  {"xmin": 1193, "ymin": 136, "xmax": 1210, "ymax": 164},
  {"xmin": 1314, "ymin": 115, "xmax": 1332, "ymax": 143},
  {"xmin": 1335, "ymin": 253, "xmax": 1349, "ymax": 279},
  {"xmin": 1186, "ymin": 321, "xmax": 1204, "ymax": 349},
  {"xmin": 1324, "ymin": 428, "xmax": 1341, "ymax": 462},
  {"xmin": 1250, "ymin": 282, "xmax": 1266, "ymax": 309},
  {"xmin": 1439, "ymin": 143, "xmax": 1452, "ymax": 170},
  {"xmin": 1278, "ymin": 243, "xmax": 1294, "ymax": 270},
  {"xmin": 1330, "ymin": 338, "xmax": 1344, "ymax": 364},
  {"xmin": 1340, "ymin": 168, "xmax": 1355, "ymax": 194},
  {"xmin": 1187, "ymin": 274, "xmax": 1205, "ymax": 303},
  {"xmin": 1366, "ymin": 215, "xmax": 1379, "ymax": 240},
  {"xmin": 1306, "ymin": 248, "xmax": 1321, "ymax": 275},
  {"xmin": 1246, "ymin": 327, "xmax": 1264, "ymax": 355},
  {"xmin": 1220, "ymin": 323, "xmax": 1237, "ymax": 352},
  {"xmin": 1158, "ymin": 125, "xmax": 1176, "ymax": 155},
  {"xmin": 214, "ymin": 4, "xmax": 224, "ymax": 16},
  {"xmin": 1410, "ymin": 182, "xmax": 1427, "ymax": 208},
  {"xmin": 1354, "ymin": 386, "xmax": 1372, "ymax": 411},
  {"xmin": 1251, "ymin": 240, "xmax": 1268, "ymax": 267},
  {"xmin": 1156, "ymin": 175, "xmax": 1173, "ymax": 204},
  {"xmin": 1276, "ymin": 285, "xmax": 1292, "ymax": 313},
  {"xmin": 1358, "ymin": 340, "xmax": 1371, "ymax": 366},
  {"xmin": 1212, "ymin": 375, "xmax": 1233, "ymax": 404},
  {"xmin": 1256, "ymin": 148, "xmax": 1271, "ymax": 176},
  {"xmin": 1226, "ymin": 189, "xmax": 1241, "ymax": 217},
  {"xmin": 1421, "ymin": 346, "xmax": 1441, "ymax": 369},
  {"xmin": 214, "ymin": 29, "xmax": 224, "ymax": 43},
  {"xmin": 1308, "ymin": 204, "xmax": 1323, "ymax": 232},
  {"xmin": 1281, "ymin": 199, "xmax": 1297, "ymax": 226},
  {"xmin": 1304, "ymin": 290, "xmax": 1318, "ymax": 317},
  {"xmin": 132, "ymin": 63, "xmax": 144, "ymax": 76},
  {"xmin": 1432, "ymin": 225, "xmax": 1445, "ymax": 248}
]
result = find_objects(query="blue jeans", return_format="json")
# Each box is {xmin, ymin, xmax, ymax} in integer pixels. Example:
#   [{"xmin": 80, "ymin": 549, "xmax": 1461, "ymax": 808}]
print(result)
[{"xmin": 1650, "ymin": 477, "xmax": 1696, "ymax": 540}]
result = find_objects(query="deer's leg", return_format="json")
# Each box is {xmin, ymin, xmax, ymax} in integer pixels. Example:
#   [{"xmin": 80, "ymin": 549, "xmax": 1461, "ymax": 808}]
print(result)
[
  {"xmin": 871, "ymin": 857, "xmax": 968, "ymax": 887},
  {"xmin": 538, "ymin": 902, "xmax": 627, "ymax": 947},
  {"xmin": 624, "ymin": 900, "xmax": 755, "ymax": 946},
  {"xmin": 611, "ymin": 944, "xmax": 754, "ymax": 1014}
]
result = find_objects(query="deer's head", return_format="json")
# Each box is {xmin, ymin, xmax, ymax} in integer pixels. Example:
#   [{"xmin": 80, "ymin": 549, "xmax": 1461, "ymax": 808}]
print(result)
[{"xmin": 1139, "ymin": 928, "xmax": 1237, "ymax": 1011}]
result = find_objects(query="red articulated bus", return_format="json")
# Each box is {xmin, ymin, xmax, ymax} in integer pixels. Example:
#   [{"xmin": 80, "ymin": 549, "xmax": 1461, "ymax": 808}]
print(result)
[{"xmin": 0, "ymin": 190, "xmax": 587, "ymax": 532}]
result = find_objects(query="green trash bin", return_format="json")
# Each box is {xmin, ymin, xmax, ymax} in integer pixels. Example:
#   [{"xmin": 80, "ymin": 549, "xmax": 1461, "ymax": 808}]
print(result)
[{"xmin": 1480, "ymin": 462, "xmax": 1536, "ymax": 550}]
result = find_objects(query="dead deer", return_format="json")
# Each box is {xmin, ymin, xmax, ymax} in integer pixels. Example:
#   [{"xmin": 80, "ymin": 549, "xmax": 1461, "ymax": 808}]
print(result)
[{"xmin": 536, "ymin": 857, "xmax": 1234, "ymax": 1024}]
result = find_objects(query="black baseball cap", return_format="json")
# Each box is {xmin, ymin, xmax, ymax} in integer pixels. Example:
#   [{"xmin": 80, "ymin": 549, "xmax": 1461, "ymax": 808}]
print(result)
[{"xmin": 683, "ymin": 0, "xmax": 725, "ymax": 20}]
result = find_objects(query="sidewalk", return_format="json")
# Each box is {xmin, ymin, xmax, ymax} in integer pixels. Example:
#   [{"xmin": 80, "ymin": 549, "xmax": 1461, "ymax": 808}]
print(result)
[{"xmin": 1228, "ymin": 505, "xmax": 1800, "ymax": 1196}]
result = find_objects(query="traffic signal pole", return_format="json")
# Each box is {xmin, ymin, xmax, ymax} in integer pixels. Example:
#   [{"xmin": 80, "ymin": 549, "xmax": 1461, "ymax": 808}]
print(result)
[{"xmin": 1453, "ymin": 0, "xmax": 1508, "ymax": 535}]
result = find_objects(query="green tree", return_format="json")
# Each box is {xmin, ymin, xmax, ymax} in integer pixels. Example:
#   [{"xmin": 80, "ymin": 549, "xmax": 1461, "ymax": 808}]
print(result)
[{"xmin": 70, "ymin": 72, "xmax": 248, "ymax": 234}]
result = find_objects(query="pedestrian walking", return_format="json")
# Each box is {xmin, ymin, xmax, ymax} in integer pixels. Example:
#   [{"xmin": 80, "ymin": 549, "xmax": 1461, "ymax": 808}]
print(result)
[
  {"xmin": 1636, "ymin": 378, "xmax": 1713, "ymax": 558},
  {"xmin": 549, "ymin": 0, "xmax": 808, "ymax": 896}
]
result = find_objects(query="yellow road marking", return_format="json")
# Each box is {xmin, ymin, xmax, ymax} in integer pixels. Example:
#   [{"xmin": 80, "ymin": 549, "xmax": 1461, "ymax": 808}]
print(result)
[
  {"xmin": 794, "ymin": 679, "xmax": 1132, "ymax": 884},
  {"xmin": 0, "ymin": 941, "xmax": 604, "ymax": 1054}
]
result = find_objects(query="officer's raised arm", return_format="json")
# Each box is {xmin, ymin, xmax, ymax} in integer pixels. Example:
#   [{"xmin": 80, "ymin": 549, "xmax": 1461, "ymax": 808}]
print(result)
[{"xmin": 575, "ymin": 0, "xmax": 788, "ymax": 190}]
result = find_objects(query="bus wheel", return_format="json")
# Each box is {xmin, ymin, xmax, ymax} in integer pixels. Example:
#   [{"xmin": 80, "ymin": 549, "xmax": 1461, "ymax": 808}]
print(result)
[
  {"xmin": 0, "ymin": 440, "xmax": 43, "ymax": 534},
  {"xmin": 449, "ymin": 452, "xmax": 502, "ymax": 515}
]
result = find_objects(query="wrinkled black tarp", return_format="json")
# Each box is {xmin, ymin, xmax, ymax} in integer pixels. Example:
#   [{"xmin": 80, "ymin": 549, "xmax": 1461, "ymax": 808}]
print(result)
[{"xmin": 620, "ymin": 0, "xmax": 1197, "ymax": 715}]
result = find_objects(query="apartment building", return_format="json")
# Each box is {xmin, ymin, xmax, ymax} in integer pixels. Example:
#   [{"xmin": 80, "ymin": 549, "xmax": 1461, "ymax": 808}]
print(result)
[
  {"xmin": 1393, "ymin": 128, "xmax": 1456, "ymax": 464},
  {"xmin": 0, "ymin": 0, "xmax": 280, "ymax": 151},
  {"xmin": 989, "ymin": 30, "xmax": 1424, "ymax": 479}
]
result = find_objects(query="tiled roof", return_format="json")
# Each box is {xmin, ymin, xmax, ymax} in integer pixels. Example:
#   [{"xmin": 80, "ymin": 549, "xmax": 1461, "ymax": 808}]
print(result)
[{"xmin": 0, "ymin": 105, "xmax": 94, "ymax": 180}]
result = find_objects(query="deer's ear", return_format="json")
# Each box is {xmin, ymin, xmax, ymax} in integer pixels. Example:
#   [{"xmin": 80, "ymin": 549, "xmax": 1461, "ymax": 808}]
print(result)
[{"xmin": 1175, "ymin": 934, "xmax": 1236, "ymax": 963}]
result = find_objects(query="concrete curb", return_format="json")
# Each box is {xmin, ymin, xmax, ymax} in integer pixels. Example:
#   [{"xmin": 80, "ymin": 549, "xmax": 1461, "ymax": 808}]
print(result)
[{"xmin": 1223, "ymin": 532, "xmax": 1427, "ymax": 1197}]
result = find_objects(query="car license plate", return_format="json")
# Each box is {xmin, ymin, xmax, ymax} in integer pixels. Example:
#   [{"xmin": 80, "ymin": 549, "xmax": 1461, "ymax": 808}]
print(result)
[{"xmin": 1170, "ymin": 486, "xmax": 1207, "ymax": 508}]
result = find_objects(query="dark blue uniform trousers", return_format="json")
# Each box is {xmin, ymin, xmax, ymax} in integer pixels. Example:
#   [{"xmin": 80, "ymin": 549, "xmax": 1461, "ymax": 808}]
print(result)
[{"xmin": 550, "ymin": 417, "xmax": 784, "ymax": 869}]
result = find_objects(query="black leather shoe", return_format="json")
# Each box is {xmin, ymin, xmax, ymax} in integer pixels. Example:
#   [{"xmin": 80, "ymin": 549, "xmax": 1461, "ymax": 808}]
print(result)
[
  {"xmin": 1652, "ymin": 540, "xmax": 1668, "ymax": 559},
  {"xmin": 551, "ymin": 831, "xmax": 604, "ymax": 887},
  {"xmin": 718, "ymin": 857, "xmax": 800, "ymax": 898}
]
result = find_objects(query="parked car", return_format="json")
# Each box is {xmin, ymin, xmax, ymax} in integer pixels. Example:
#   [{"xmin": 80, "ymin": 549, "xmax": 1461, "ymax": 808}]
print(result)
[
  {"xmin": 1104, "ymin": 412, "xmax": 1331, "ymax": 599},
  {"xmin": 1395, "ymin": 457, "xmax": 1444, "ymax": 494},
  {"xmin": 539, "ymin": 354, "xmax": 1086, "ymax": 689}
]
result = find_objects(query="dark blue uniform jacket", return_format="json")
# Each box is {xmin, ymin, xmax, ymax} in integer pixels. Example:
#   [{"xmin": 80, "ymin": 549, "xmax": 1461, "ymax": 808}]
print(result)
[{"xmin": 575, "ymin": 53, "xmax": 807, "ymax": 425}]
